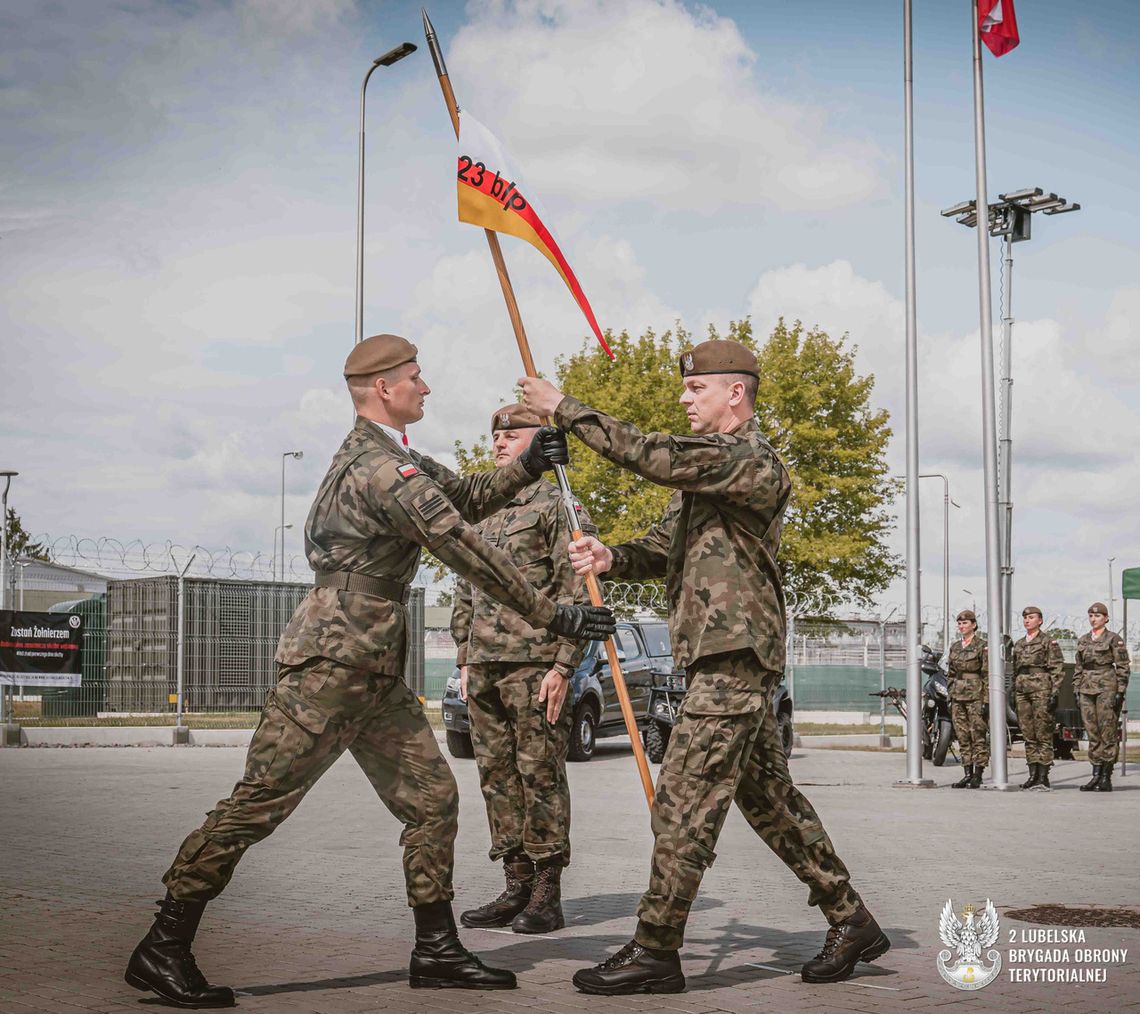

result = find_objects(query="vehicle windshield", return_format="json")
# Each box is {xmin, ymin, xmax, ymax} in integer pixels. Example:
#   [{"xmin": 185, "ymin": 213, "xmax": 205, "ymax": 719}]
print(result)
[{"xmin": 640, "ymin": 622, "xmax": 672, "ymax": 658}]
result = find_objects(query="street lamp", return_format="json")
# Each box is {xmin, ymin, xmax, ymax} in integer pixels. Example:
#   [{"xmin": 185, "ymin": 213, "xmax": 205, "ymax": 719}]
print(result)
[
  {"xmin": 942, "ymin": 187, "xmax": 1081, "ymax": 646},
  {"xmin": 0, "ymin": 471, "xmax": 17, "ymax": 610},
  {"xmin": 963, "ymin": 589, "xmax": 976, "ymax": 615},
  {"xmin": 280, "ymin": 451, "xmax": 303, "ymax": 581},
  {"xmin": 356, "ymin": 41, "xmax": 417, "ymax": 342},
  {"xmin": 1108, "ymin": 557, "xmax": 1116, "ymax": 631}
]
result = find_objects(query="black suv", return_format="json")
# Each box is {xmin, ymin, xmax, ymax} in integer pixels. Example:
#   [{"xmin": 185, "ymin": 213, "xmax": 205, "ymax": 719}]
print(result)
[{"xmin": 441, "ymin": 618, "xmax": 675, "ymax": 761}]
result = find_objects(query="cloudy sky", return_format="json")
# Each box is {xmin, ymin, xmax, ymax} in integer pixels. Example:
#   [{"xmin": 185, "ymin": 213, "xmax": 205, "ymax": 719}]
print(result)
[{"xmin": 2, "ymin": 0, "xmax": 1138, "ymax": 625}]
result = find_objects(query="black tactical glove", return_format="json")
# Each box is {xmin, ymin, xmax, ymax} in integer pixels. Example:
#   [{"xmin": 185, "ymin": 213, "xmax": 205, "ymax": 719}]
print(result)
[
  {"xmin": 1114, "ymin": 692, "xmax": 1126, "ymax": 715},
  {"xmin": 548, "ymin": 603, "xmax": 616, "ymax": 641},
  {"xmin": 1048, "ymin": 693, "xmax": 1059, "ymax": 714},
  {"xmin": 519, "ymin": 425, "xmax": 569, "ymax": 477},
  {"xmin": 981, "ymin": 703, "xmax": 989, "ymax": 722}
]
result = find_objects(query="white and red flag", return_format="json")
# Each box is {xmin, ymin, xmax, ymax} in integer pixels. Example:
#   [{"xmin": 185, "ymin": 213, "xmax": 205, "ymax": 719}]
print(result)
[
  {"xmin": 979, "ymin": 0, "xmax": 1020, "ymax": 57},
  {"xmin": 456, "ymin": 110, "xmax": 614, "ymax": 360}
]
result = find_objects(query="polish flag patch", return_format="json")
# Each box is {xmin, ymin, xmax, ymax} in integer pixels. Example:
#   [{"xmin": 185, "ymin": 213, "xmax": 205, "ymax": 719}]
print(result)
[{"xmin": 397, "ymin": 463, "xmax": 419, "ymax": 479}]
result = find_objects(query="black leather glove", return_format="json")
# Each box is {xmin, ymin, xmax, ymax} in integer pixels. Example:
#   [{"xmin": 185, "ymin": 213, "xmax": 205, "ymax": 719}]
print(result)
[
  {"xmin": 1114, "ymin": 692, "xmax": 1126, "ymax": 715},
  {"xmin": 981, "ymin": 703, "xmax": 989, "ymax": 722},
  {"xmin": 1048, "ymin": 693, "xmax": 1059, "ymax": 714},
  {"xmin": 548, "ymin": 603, "xmax": 616, "ymax": 641},
  {"xmin": 519, "ymin": 425, "xmax": 569, "ymax": 477}
]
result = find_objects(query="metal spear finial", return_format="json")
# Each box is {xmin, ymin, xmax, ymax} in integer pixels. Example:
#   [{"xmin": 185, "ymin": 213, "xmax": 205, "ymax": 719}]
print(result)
[{"xmin": 422, "ymin": 8, "xmax": 448, "ymax": 78}]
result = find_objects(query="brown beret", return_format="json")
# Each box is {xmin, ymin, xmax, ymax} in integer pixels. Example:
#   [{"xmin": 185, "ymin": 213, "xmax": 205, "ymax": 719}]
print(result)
[
  {"xmin": 343, "ymin": 333, "xmax": 418, "ymax": 378},
  {"xmin": 956, "ymin": 609, "xmax": 977, "ymax": 623},
  {"xmin": 1088, "ymin": 601, "xmax": 1109, "ymax": 616},
  {"xmin": 490, "ymin": 403, "xmax": 543, "ymax": 433},
  {"xmin": 678, "ymin": 339, "xmax": 759, "ymax": 379},
  {"xmin": 1022, "ymin": 605, "xmax": 1043, "ymax": 618}
]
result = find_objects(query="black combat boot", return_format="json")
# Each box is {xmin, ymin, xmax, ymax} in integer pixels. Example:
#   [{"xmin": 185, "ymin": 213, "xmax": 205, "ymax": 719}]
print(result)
[
  {"xmin": 572, "ymin": 939, "xmax": 685, "ymax": 995},
  {"xmin": 1094, "ymin": 765, "xmax": 1114, "ymax": 792},
  {"xmin": 1021, "ymin": 763, "xmax": 1040, "ymax": 790},
  {"xmin": 951, "ymin": 765, "xmax": 973, "ymax": 789},
  {"xmin": 124, "ymin": 893, "xmax": 235, "ymax": 1009},
  {"xmin": 801, "ymin": 907, "xmax": 892, "ymax": 983},
  {"xmin": 511, "ymin": 858, "xmax": 564, "ymax": 934},
  {"xmin": 1035, "ymin": 763, "xmax": 1051, "ymax": 791},
  {"xmin": 1080, "ymin": 764, "xmax": 1102, "ymax": 791},
  {"xmin": 967, "ymin": 765, "xmax": 984, "ymax": 789},
  {"xmin": 409, "ymin": 900, "xmax": 517, "ymax": 990},
  {"xmin": 460, "ymin": 856, "xmax": 533, "ymax": 928}
]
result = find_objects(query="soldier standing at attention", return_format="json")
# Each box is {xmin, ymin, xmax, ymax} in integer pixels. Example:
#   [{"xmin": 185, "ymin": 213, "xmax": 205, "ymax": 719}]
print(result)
[
  {"xmin": 948, "ymin": 610, "xmax": 989, "ymax": 789},
  {"xmin": 1075, "ymin": 601, "xmax": 1130, "ymax": 793},
  {"xmin": 1010, "ymin": 606, "xmax": 1064, "ymax": 790},
  {"xmin": 519, "ymin": 339, "xmax": 889, "ymax": 996},
  {"xmin": 124, "ymin": 335, "xmax": 615, "ymax": 1008},
  {"xmin": 451, "ymin": 404, "xmax": 592, "ymax": 935}
]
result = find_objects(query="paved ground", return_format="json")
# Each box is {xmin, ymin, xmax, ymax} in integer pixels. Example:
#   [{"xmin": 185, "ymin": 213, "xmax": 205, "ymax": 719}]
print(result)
[{"xmin": 1, "ymin": 740, "xmax": 1137, "ymax": 1013}]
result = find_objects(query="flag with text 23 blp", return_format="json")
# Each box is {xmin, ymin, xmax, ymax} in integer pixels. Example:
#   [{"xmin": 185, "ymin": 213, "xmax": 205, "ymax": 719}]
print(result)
[
  {"xmin": 979, "ymin": 0, "xmax": 1019, "ymax": 57},
  {"xmin": 456, "ymin": 110, "xmax": 614, "ymax": 360}
]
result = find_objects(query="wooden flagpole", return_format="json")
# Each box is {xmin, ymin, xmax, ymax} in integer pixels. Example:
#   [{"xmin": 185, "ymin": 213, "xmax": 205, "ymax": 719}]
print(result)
[{"xmin": 422, "ymin": 8, "xmax": 655, "ymax": 808}]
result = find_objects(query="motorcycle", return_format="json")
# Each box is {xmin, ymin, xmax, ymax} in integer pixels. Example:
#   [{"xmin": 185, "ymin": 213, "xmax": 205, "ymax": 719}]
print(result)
[{"xmin": 869, "ymin": 645, "xmax": 957, "ymax": 766}]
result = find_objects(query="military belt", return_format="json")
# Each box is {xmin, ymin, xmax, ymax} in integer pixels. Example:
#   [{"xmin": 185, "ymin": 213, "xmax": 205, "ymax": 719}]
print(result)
[{"xmin": 315, "ymin": 570, "xmax": 411, "ymax": 605}]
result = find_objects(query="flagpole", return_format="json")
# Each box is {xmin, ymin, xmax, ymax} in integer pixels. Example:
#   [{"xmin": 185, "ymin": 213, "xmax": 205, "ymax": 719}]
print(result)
[
  {"xmin": 422, "ymin": 8, "xmax": 656, "ymax": 809},
  {"xmin": 899, "ymin": 0, "xmax": 932, "ymax": 788},
  {"xmin": 970, "ymin": 0, "xmax": 1010, "ymax": 789}
]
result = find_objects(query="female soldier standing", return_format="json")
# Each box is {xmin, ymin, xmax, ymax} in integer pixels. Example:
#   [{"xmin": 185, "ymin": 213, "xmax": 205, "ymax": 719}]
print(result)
[{"xmin": 948, "ymin": 610, "xmax": 989, "ymax": 789}]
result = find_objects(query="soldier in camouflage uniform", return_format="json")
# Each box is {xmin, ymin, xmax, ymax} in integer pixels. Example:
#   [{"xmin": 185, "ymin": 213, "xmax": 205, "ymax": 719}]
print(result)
[
  {"xmin": 519, "ymin": 339, "xmax": 889, "ymax": 996},
  {"xmin": 1010, "ymin": 605, "xmax": 1064, "ymax": 790},
  {"xmin": 1075, "ymin": 601, "xmax": 1130, "ymax": 793},
  {"xmin": 124, "ymin": 335, "xmax": 615, "ymax": 1008},
  {"xmin": 452, "ymin": 403, "xmax": 593, "ymax": 935},
  {"xmin": 947, "ymin": 609, "xmax": 989, "ymax": 789}
]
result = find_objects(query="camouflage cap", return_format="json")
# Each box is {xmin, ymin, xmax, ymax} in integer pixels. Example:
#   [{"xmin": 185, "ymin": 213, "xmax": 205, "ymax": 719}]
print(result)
[
  {"xmin": 678, "ymin": 339, "xmax": 759, "ymax": 379},
  {"xmin": 343, "ymin": 334, "xmax": 418, "ymax": 378},
  {"xmin": 1022, "ymin": 605, "xmax": 1043, "ymax": 618},
  {"xmin": 956, "ymin": 609, "xmax": 977, "ymax": 623},
  {"xmin": 490, "ymin": 403, "xmax": 543, "ymax": 433},
  {"xmin": 1088, "ymin": 601, "xmax": 1109, "ymax": 616}
]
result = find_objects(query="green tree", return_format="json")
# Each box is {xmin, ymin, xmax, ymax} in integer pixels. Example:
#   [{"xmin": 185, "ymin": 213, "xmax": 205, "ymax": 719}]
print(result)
[
  {"xmin": 5, "ymin": 509, "xmax": 48, "ymax": 562},
  {"xmin": 450, "ymin": 318, "xmax": 899, "ymax": 607}
]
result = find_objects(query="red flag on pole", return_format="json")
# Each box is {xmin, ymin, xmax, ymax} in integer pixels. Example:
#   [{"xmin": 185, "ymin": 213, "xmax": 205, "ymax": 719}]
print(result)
[{"xmin": 979, "ymin": 0, "xmax": 1019, "ymax": 57}]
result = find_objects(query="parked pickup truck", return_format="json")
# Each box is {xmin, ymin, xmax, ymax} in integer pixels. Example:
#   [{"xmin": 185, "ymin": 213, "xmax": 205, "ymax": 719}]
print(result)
[{"xmin": 441, "ymin": 617, "xmax": 675, "ymax": 761}]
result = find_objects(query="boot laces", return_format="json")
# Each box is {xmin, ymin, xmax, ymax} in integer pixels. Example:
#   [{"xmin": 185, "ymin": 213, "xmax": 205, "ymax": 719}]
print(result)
[
  {"xmin": 815, "ymin": 925, "xmax": 846, "ymax": 961},
  {"xmin": 601, "ymin": 941, "xmax": 643, "ymax": 970},
  {"xmin": 530, "ymin": 866, "xmax": 557, "ymax": 905}
]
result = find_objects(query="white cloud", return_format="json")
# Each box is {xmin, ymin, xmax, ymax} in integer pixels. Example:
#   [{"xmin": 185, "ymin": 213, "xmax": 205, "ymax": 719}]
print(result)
[{"xmin": 450, "ymin": 0, "xmax": 884, "ymax": 211}]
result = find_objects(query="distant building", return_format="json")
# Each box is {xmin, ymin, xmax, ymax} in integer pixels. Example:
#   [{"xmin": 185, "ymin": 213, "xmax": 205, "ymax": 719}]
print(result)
[{"xmin": 7, "ymin": 557, "xmax": 109, "ymax": 612}]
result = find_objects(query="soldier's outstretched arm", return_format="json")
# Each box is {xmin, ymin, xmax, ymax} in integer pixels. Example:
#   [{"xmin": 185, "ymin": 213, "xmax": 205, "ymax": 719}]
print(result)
[
  {"xmin": 371, "ymin": 461, "xmax": 612, "ymax": 640},
  {"xmin": 415, "ymin": 427, "xmax": 568, "ymax": 523}
]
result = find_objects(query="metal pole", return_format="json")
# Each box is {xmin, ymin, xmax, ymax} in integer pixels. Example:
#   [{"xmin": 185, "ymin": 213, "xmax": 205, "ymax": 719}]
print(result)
[
  {"xmin": 356, "ymin": 63, "xmax": 380, "ymax": 344},
  {"xmin": 787, "ymin": 611, "xmax": 796, "ymax": 707},
  {"xmin": 880, "ymin": 619, "xmax": 887, "ymax": 744},
  {"xmin": 1000, "ymin": 232, "xmax": 1014, "ymax": 643},
  {"xmin": 1108, "ymin": 557, "xmax": 1116, "ymax": 631},
  {"xmin": 0, "ymin": 474, "xmax": 12, "ymax": 611},
  {"xmin": 280, "ymin": 454, "xmax": 287, "ymax": 583},
  {"xmin": 174, "ymin": 553, "xmax": 196, "ymax": 732},
  {"xmin": 971, "ymin": 0, "xmax": 1010, "ymax": 789},
  {"xmin": 901, "ymin": 0, "xmax": 929, "ymax": 786}
]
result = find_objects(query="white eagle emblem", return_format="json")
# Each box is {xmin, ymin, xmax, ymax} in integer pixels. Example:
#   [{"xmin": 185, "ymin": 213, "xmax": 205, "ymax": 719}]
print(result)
[
  {"xmin": 498, "ymin": 412, "xmax": 510, "ymax": 428},
  {"xmin": 681, "ymin": 352, "xmax": 694, "ymax": 372},
  {"xmin": 937, "ymin": 899, "xmax": 1002, "ymax": 990}
]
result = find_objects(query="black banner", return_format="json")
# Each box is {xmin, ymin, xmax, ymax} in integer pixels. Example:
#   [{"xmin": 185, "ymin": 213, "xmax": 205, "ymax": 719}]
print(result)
[{"xmin": 0, "ymin": 610, "xmax": 84, "ymax": 686}]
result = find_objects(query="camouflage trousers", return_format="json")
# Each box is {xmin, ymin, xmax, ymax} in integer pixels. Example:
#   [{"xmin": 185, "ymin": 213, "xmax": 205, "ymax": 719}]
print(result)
[
  {"xmin": 163, "ymin": 659, "xmax": 458, "ymax": 907},
  {"xmin": 635, "ymin": 650, "xmax": 862, "ymax": 951},
  {"xmin": 950, "ymin": 700, "xmax": 989, "ymax": 767},
  {"xmin": 1079, "ymin": 692, "xmax": 1122, "ymax": 765},
  {"xmin": 1015, "ymin": 691, "xmax": 1055, "ymax": 765},
  {"xmin": 466, "ymin": 662, "xmax": 572, "ymax": 865}
]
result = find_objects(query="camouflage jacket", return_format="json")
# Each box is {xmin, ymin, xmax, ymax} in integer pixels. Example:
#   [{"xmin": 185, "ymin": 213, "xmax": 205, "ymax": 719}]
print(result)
[
  {"xmin": 275, "ymin": 417, "xmax": 556, "ymax": 675},
  {"xmin": 554, "ymin": 396, "xmax": 790, "ymax": 683},
  {"xmin": 1010, "ymin": 632, "xmax": 1064, "ymax": 695},
  {"xmin": 450, "ymin": 479, "xmax": 592, "ymax": 670},
  {"xmin": 947, "ymin": 636, "xmax": 989, "ymax": 701},
  {"xmin": 1074, "ymin": 630, "xmax": 1130, "ymax": 695}
]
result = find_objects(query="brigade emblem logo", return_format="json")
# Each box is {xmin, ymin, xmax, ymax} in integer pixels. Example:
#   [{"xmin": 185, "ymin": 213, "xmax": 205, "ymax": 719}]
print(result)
[
  {"xmin": 937, "ymin": 899, "xmax": 1002, "ymax": 990},
  {"xmin": 498, "ymin": 412, "xmax": 510, "ymax": 429},
  {"xmin": 682, "ymin": 352, "xmax": 694, "ymax": 372},
  {"xmin": 69, "ymin": 615, "xmax": 81, "ymax": 628}
]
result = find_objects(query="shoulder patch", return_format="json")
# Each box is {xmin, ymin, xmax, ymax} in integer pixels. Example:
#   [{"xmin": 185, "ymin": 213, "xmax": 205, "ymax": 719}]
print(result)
[
  {"xmin": 397, "ymin": 463, "xmax": 419, "ymax": 479},
  {"xmin": 412, "ymin": 491, "xmax": 449, "ymax": 522}
]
